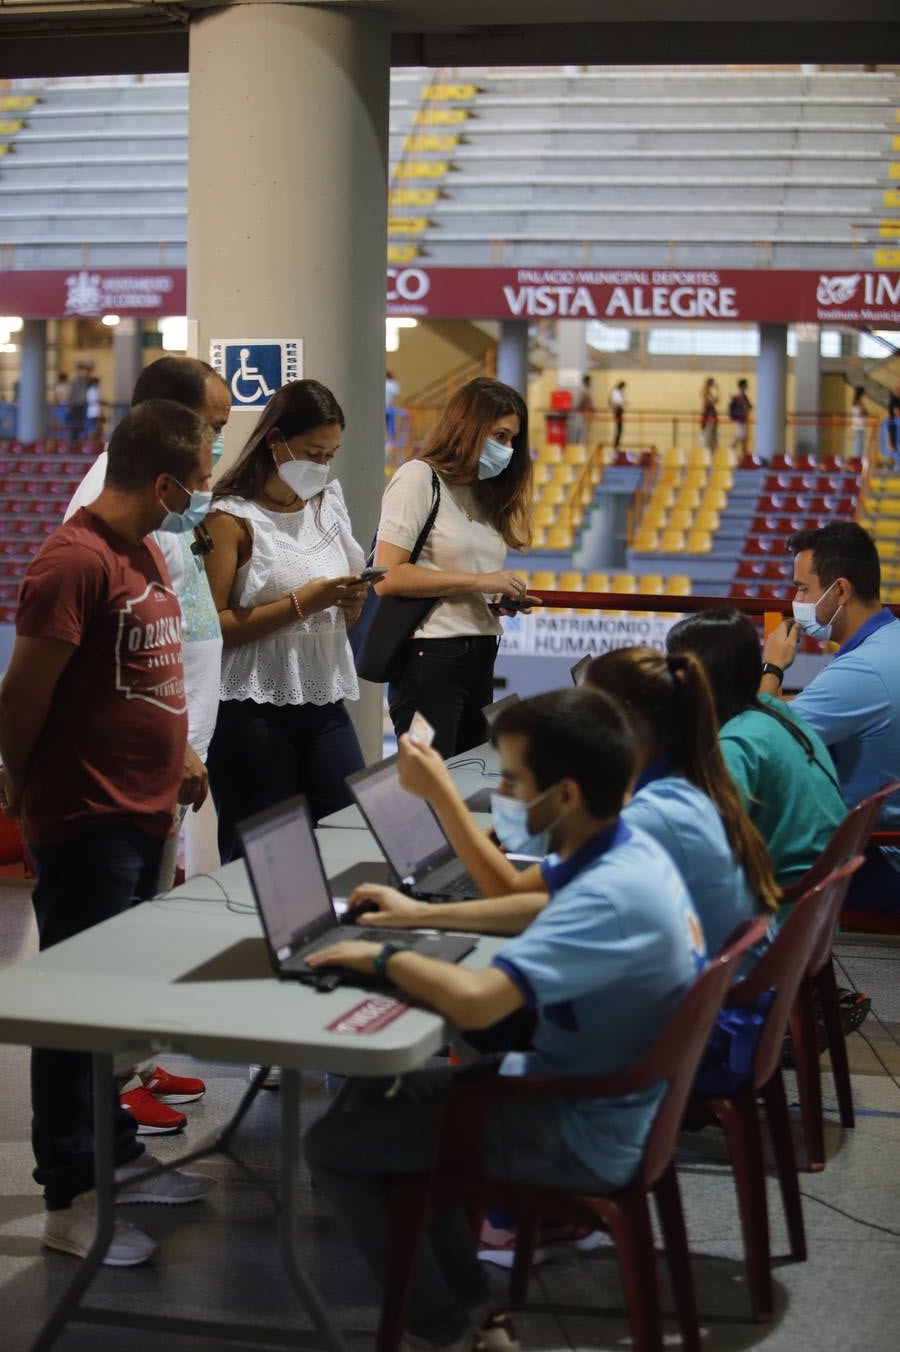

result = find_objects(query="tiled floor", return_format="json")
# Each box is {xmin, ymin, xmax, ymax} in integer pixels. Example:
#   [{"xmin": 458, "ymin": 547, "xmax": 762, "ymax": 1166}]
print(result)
[{"xmin": 1, "ymin": 877, "xmax": 898, "ymax": 1351}]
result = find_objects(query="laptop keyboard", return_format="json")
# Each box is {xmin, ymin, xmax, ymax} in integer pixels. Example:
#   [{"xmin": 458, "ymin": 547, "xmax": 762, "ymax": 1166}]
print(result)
[{"xmin": 418, "ymin": 871, "xmax": 477, "ymax": 900}]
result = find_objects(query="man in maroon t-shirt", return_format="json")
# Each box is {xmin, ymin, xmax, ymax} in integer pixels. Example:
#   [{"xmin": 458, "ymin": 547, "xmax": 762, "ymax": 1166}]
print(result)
[{"xmin": 0, "ymin": 400, "xmax": 215, "ymax": 1266}]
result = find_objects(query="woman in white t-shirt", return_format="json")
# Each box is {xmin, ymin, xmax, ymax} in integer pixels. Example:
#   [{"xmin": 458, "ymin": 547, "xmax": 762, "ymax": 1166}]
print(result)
[
  {"xmin": 374, "ymin": 377, "xmax": 533, "ymax": 757},
  {"xmin": 204, "ymin": 380, "xmax": 371, "ymax": 861}
]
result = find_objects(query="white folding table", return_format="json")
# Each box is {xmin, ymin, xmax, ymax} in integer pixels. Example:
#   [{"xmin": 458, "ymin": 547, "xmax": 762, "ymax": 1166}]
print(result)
[{"xmin": 0, "ymin": 846, "xmax": 498, "ymax": 1350}]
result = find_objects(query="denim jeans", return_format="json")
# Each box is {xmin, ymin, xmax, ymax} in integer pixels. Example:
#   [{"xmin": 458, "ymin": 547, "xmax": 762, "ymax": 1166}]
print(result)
[
  {"xmin": 208, "ymin": 697, "xmax": 365, "ymax": 862},
  {"xmin": 304, "ymin": 1064, "xmax": 614, "ymax": 1345},
  {"xmin": 389, "ymin": 636, "xmax": 498, "ymax": 760},
  {"xmin": 843, "ymin": 845, "xmax": 900, "ymax": 914},
  {"xmin": 28, "ymin": 821, "xmax": 163, "ymax": 1209}
]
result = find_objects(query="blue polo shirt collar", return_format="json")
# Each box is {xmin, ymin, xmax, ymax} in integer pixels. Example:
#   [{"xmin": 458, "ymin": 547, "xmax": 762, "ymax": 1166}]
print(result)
[
  {"xmin": 541, "ymin": 818, "xmax": 631, "ymax": 895},
  {"xmin": 838, "ymin": 608, "xmax": 896, "ymax": 657}
]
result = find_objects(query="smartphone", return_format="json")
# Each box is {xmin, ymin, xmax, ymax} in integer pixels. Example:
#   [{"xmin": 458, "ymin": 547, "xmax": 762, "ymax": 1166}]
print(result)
[
  {"xmin": 408, "ymin": 711, "xmax": 436, "ymax": 748},
  {"xmin": 358, "ymin": 566, "xmax": 389, "ymax": 583}
]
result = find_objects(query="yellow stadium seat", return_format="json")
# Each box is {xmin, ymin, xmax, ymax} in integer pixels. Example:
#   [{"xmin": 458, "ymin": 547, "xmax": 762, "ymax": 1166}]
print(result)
[
  {"xmin": 550, "ymin": 464, "xmax": 576, "ymax": 485},
  {"xmin": 637, "ymin": 574, "xmax": 664, "ymax": 594},
  {"xmin": 648, "ymin": 485, "xmax": 677, "ymax": 510},
  {"xmin": 537, "ymin": 443, "xmax": 560, "ymax": 462},
  {"xmin": 694, "ymin": 508, "xmax": 721, "ymax": 531},
  {"xmin": 701, "ymin": 487, "xmax": 728, "ymax": 512},
  {"xmin": 667, "ymin": 507, "xmax": 695, "ymax": 531},
  {"xmin": 532, "ymin": 461, "xmax": 551, "ymax": 486},
  {"xmin": 529, "ymin": 571, "xmax": 557, "ymax": 590},
  {"xmin": 532, "ymin": 528, "xmax": 548, "ymax": 549},
  {"xmin": 682, "ymin": 468, "xmax": 708, "ymax": 490},
  {"xmin": 882, "ymin": 563, "xmax": 900, "ymax": 583},
  {"xmin": 584, "ymin": 572, "xmax": 610, "ymax": 592},
  {"xmin": 545, "ymin": 528, "xmax": 573, "ymax": 550},
  {"xmin": 674, "ymin": 488, "xmax": 701, "ymax": 511},
  {"xmin": 564, "ymin": 445, "xmax": 585, "ymax": 467},
  {"xmin": 539, "ymin": 481, "xmax": 568, "ymax": 506},
  {"xmin": 557, "ymin": 571, "xmax": 584, "ymax": 592},
  {"xmin": 534, "ymin": 503, "xmax": 556, "ymax": 528},
  {"xmin": 877, "ymin": 540, "xmax": 900, "ymax": 558},
  {"xmin": 632, "ymin": 529, "xmax": 660, "ymax": 552},
  {"xmin": 612, "ymin": 572, "xmax": 637, "ymax": 593},
  {"xmin": 640, "ymin": 507, "xmax": 669, "ymax": 532},
  {"xmin": 664, "ymin": 574, "xmax": 693, "ymax": 596},
  {"xmin": 660, "ymin": 448, "xmax": 686, "ymax": 468},
  {"xmin": 708, "ymin": 468, "xmax": 734, "ymax": 490},
  {"xmin": 659, "ymin": 529, "xmax": 686, "ymax": 552},
  {"xmin": 686, "ymin": 529, "xmax": 713, "ymax": 553}
]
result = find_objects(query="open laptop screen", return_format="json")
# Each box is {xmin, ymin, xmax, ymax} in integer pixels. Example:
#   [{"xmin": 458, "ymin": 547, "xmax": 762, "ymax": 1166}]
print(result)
[
  {"xmin": 240, "ymin": 798, "xmax": 332, "ymax": 957},
  {"xmin": 349, "ymin": 759, "xmax": 449, "ymax": 881}
]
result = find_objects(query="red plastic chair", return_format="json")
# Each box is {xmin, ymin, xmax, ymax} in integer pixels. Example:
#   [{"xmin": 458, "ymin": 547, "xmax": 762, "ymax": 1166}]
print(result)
[
  {"xmin": 781, "ymin": 781, "xmax": 900, "ymax": 1170},
  {"xmin": 376, "ymin": 923, "xmax": 768, "ymax": 1352},
  {"xmin": 687, "ymin": 860, "xmax": 862, "ymax": 1323}
]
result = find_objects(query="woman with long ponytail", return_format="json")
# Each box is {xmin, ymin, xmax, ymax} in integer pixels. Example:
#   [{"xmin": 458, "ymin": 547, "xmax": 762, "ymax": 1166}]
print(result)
[
  {"xmin": 584, "ymin": 646, "xmax": 780, "ymax": 954},
  {"xmin": 666, "ymin": 608, "xmax": 846, "ymax": 888}
]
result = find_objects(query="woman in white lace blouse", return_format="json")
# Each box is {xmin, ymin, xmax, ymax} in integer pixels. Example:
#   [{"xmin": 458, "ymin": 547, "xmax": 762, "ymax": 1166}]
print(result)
[{"xmin": 204, "ymin": 380, "xmax": 370, "ymax": 861}]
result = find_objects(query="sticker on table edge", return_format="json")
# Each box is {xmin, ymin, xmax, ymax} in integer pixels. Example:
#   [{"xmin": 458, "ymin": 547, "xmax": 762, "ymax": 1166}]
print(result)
[{"xmin": 326, "ymin": 995, "xmax": 410, "ymax": 1036}]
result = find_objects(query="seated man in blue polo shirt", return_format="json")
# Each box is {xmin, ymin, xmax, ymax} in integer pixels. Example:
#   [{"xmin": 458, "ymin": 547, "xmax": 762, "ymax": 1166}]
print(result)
[
  {"xmin": 762, "ymin": 521, "xmax": 900, "ymax": 913},
  {"xmin": 304, "ymin": 688, "xmax": 705, "ymax": 1352}
]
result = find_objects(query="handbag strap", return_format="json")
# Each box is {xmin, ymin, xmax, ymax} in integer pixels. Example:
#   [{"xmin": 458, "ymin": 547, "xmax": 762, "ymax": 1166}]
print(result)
[{"xmin": 408, "ymin": 468, "xmax": 441, "ymax": 564}]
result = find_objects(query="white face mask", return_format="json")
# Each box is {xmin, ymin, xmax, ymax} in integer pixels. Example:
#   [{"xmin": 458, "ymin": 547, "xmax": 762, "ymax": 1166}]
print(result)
[
  {"xmin": 275, "ymin": 437, "xmax": 330, "ymax": 501},
  {"xmin": 792, "ymin": 578, "xmax": 842, "ymax": 641}
]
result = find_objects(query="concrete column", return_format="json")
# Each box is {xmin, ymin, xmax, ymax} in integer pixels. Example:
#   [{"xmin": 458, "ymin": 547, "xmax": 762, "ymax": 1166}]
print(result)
[
  {"xmin": 18, "ymin": 319, "xmax": 47, "ymax": 442},
  {"xmin": 113, "ymin": 318, "xmax": 144, "ymax": 414},
  {"xmin": 756, "ymin": 323, "xmax": 788, "ymax": 463},
  {"xmin": 556, "ymin": 319, "xmax": 587, "ymax": 391},
  {"xmin": 497, "ymin": 319, "xmax": 528, "ymax": 394},
  {"xmin": 188, "ymin": 3, "xmax": 390, "ymax": 759},
  {"xmin": 793, "ymin": 323, "xmax": 821, "ymax": 457}
]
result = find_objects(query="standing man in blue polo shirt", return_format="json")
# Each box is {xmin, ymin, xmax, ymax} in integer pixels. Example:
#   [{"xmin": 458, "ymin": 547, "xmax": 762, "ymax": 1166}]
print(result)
[
  {"xmin": 304, "ymin": 688, "xmax": 705, "ymax": 1352},
  {"xmin": 762, "ymin": 522, "xmax": 900, "ymax": 913}
]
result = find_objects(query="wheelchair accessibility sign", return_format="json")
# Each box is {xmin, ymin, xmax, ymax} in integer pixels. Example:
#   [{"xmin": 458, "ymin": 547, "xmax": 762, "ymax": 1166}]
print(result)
[{"xmin": 209, "ymin": 338, "xmax": 303, "ymax": 409}]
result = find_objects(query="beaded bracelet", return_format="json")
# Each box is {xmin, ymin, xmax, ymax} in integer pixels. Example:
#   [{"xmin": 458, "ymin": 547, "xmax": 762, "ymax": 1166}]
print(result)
[{"xmin": 290, "ymin": 590, "xmax": 304, "ymax": 621}]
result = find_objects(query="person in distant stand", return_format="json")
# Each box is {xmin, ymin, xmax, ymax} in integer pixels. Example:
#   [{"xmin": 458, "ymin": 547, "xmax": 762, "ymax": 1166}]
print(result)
[
  {"xmin": 572, "ymin": 373, "xmax": 595, "ymax": 447},
  {"xmin": 609, "ymin": 380, "xmax": 626, "ymax": 450},
  {"xmin": 729, "ymin": 378, "xmax": 752, "ymax": 454},
  {"xmin": 700, "ymin": 377, "xmax": 719, "ymax": 452}
]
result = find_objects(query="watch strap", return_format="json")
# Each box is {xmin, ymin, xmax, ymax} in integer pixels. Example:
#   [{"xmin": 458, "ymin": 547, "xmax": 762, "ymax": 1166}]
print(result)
[
  {"xmin": 373, "ymin": 941, "xmax": 411, "ymax": 980},
  {"xmin": 761, "ymin": 661, "xmax": 784, "ymax": 683}
]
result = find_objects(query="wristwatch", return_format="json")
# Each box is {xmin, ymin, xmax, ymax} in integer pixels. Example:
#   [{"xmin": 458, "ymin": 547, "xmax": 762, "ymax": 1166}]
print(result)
[
  {"xmin": 761, "ymin": 661, "xmax": 784, "ymax": 684},
  {"xmin": 373, "ymin": 941, "xmax": 411, "ymax": 980}
]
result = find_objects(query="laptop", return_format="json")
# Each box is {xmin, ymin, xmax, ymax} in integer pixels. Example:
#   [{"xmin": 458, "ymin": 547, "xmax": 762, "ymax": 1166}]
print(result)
[
  {"xmin": 571, "ymin": 652, "xmax": 593, "ymax": 686},
  {"xmin": 346, "ymin": 756, "xmax": 482, "ymax": 901},
  {"xmin": 481, "ymin": 691, "xmax": 520, "ymax": 728},
  {"xmin": 237, "ymin": 795, "xmax": 475, "ymax": 981}
]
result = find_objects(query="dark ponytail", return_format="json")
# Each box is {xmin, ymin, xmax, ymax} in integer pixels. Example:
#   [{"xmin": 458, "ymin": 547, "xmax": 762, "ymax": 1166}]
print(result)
[{"xmin": 586, "ymin": 646, "xmax": 781, "ymax": 914}]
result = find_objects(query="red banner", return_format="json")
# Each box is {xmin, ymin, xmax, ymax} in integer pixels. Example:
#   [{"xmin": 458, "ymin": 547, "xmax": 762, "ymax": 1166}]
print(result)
[
  {"xmin": 387, "ymin": 267, "xmax": 900, "ymax": 325},
  {"xmin": 0, "ymin": 268, "xmax": 186, "ymax": 318},
  {"xmin": 2, "ymin": 265, "xmax": 898, "ymax": 325}
]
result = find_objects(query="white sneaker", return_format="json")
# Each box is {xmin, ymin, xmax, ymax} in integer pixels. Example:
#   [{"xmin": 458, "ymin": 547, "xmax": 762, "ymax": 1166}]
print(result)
[
  {"xmin": 399, "ymin": 1331, "xmax": 481, "ymax": 1352},
  {"xmin": 115, "ymin": 1156, "xmax": 214, "ymax": 1205},
  {"xmin": 43, "ymin": 1194, "xmax": 157, "ymax": 1266},
  {"xmin": 248, "ymin": 1064, "xmax": 281, "ymax": 1089}
]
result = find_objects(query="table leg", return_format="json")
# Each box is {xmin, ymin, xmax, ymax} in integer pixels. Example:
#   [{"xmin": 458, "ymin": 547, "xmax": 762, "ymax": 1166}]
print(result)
[
  {"xmin": 279, "ymin": 1068, "xmax": 348, "ymax": 1352},
  {"xmin": 31, "ymin": 1053, "xmax": 117, "ymax": 1352}
]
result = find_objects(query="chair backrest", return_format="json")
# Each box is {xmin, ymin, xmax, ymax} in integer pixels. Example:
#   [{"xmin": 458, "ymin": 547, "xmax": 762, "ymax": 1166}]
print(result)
[
  {"xmin": 781, "ymin": 780, "xmax": 900, "ymax": 974},
  {"xmin": 727, "ymin": 859, "xmax": 863, "ymax": 1091},
  {"xmin": 632, "ymin": 920, "xmax": 769, "ymax": 1189},
  {"xmin": 781, "ymin": 780, "xmax": 900, "ymax": 906}
]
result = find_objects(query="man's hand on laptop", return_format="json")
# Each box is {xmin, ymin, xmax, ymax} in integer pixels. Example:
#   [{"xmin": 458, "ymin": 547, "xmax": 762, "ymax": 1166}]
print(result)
[
  {"xmin": 345, "ymin": 883, "xmax": 427, "ymax": 928},
  {"xmin": 306, "ymin": 941, "xmax": 380, "ymax": 975}
]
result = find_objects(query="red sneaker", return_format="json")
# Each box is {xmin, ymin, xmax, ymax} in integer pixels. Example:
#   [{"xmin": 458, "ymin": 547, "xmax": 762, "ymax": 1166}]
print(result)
[
  {"xmin": 120, "ymin": 1087, "xmax": 187, "ymax": 1135},
  {"xmin": 141, "ymin": 1064, "xmax": 206, "ymax": 1104}
]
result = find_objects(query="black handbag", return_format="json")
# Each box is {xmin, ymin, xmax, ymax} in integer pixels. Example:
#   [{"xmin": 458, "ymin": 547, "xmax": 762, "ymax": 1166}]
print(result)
[{"xmin": 351, "ymin": 469, "xmax": 441, "ymax": 684}]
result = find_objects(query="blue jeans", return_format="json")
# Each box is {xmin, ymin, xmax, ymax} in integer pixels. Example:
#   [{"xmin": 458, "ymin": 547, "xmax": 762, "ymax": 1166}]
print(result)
[
  {"xmin": 843, "ymin": 845, "xmax": 900, "ymax": 914},
  {"xmin": 28, "ymin": 821, "xmax": 163, "ymax": 1209},
  {"xmin": 208, "ymin": 697, "xmax": 365, "ymax": 862},
  {"xmin": 389, "ymin": 636, "xmax": 498, "ymax": 760},
  {"xmin": 304, "ymin": 1064, "xmax": 614, "ymax": 1345}
]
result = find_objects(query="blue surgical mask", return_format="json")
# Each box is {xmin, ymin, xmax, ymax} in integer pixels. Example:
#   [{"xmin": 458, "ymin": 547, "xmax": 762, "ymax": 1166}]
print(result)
[
  {"xmin": 211, "ymin": 432, "xmax": 225, "ymax": 466},
  {"xmin": 490, "ymin": 786, "xmax": 558, "ymax": 857},
  {"xmin": 158, "ymin": 478, "xmax": 213, "ymax": 534},
  {"xmin": 478, "ymin": 436, "xmax": 515, "ymax": 480},
  {"xmin": 792, "ymin": 579, "xmax": 842, "ymax": 641}
]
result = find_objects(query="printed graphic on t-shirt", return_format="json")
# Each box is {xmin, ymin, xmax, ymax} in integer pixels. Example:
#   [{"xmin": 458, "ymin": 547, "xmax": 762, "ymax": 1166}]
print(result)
[{"xmin": 115, "ymin": 581, "xmax": 187, "ymax": 713}]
